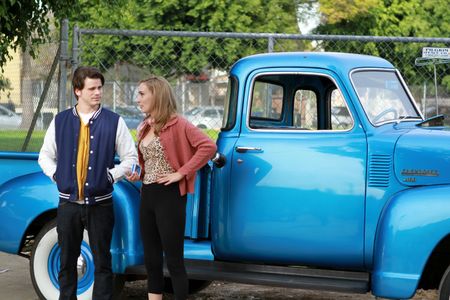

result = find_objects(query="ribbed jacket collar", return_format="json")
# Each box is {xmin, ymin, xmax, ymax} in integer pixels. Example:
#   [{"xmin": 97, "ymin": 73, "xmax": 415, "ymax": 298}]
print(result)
[{"xmin": 72, "ymin": 104, "xmax": 103, "ymax": 120}]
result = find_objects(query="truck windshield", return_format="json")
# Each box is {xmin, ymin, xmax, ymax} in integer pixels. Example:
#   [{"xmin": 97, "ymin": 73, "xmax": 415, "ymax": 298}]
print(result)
[{"xmin": 351, "ymin": 70, "xmax": 421, "ymax": 125}]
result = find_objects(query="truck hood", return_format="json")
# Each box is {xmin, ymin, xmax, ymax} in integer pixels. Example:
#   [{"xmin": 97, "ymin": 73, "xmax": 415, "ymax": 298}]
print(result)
[{"xmin": 395, "ymin": 127, "xmax": 450, "ymax": 186}]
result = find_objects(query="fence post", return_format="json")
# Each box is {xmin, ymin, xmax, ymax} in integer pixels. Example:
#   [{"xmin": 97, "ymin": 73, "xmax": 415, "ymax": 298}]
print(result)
[
  {"xmin": 58, "ymin": 19, "xmax": 69, "ymax": 113},
  {"xmin": 71, "ymin": 24, "xmax": 80, "ymax": 106},
  {"xmin": 268, "ymin": 37, "xmax": 274, "ymax": 53},
  {"xmin": 433, "ymin": 63, "xmax": 439, "ymax": 115}
]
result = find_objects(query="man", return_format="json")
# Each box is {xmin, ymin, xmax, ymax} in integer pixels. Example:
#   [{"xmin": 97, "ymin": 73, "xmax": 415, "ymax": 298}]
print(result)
[{"xmin": 39, "ymin": 66, "xmax": 138, "ymax": 300}]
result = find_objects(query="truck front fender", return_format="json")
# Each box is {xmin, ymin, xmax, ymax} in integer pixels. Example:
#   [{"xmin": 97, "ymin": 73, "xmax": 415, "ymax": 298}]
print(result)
[
  {"xmin": 0, "ymin": 172, "xmax": 58, "ymax": 254},
  {"xmin": 0, "ymin": 170, "xmax": 142, "ymax": 273},
  {"xmin": 372, "ymin": 185, "xmax": 450, "ymax": 299}
]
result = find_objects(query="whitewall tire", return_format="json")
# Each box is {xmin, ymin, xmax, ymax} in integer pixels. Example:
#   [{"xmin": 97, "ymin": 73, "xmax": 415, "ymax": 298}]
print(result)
[
  {"xmin": 30, "ymin": 219, "xmax": 94, "ymax": 300},
  {"xmin": 439, "ymin": 264, "xmax": 450, "ymax": 300}
]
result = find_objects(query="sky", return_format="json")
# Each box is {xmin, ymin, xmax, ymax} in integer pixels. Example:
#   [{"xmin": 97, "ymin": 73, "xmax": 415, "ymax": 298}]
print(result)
[{"xmin": 297, "ymin": 3, "xmax": 320, "ymax": 34}]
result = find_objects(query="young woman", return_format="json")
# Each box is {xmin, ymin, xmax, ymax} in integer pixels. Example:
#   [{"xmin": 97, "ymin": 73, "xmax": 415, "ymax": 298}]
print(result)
[{"xmin": 127, "ymin": 75, "xmax": 216, "ymax": 300}]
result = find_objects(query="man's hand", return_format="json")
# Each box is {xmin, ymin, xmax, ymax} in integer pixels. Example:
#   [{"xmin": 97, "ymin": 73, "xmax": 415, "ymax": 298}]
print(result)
[{"xmin": 126, "ymin": 171, "xmax": 140, "ymax": 182}]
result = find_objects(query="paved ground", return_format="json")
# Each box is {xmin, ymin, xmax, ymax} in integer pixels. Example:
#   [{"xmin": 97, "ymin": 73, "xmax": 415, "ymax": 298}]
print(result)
[
  {"xmin": 0, "ymin": 252, "xmax": 37, "ymax": 300},
  {"xmin": 0, "ymin": 251, "xmax": 438, "ymax": 300}
]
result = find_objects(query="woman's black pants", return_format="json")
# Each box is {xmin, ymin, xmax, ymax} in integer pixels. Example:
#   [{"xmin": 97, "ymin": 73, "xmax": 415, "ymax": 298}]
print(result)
[{"xmin": 140, "ymin": 182, "xmax": 188, "ymax": 300}]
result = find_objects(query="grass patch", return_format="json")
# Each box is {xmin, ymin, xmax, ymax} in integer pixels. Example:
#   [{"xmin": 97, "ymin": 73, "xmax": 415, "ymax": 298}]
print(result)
[
  {"xmin": 204, "ymin": 129, "xmax": 219, "ymax": 140},
  {"xmin": 0, "ymin": 128, "xmax": 218, "ymax": 153},
  {"xmin": 0, "ymin": 130, "xmax": 46, "ymax": 152}
]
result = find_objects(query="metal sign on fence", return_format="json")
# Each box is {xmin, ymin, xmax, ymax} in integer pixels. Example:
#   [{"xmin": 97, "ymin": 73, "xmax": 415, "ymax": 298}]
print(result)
[
  {"xmin": 422, "ymin": 47, "xmax": 450, "ymax": 59},
  {"xmin": 415, "ymin": 47, "xmax": 450, "ymax": 116}
]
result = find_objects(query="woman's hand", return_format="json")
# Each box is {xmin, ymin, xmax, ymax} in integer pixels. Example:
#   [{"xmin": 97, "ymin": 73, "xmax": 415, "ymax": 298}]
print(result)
[
  {"xmin": 156, "ymin": 172, "xmax": 184, "ymax": 185},
  {"xmin": 126, "ymin": 171, "xmax": 141, "ymax": 182}
]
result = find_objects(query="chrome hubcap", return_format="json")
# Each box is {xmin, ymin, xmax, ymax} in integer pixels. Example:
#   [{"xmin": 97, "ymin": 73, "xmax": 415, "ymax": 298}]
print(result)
[{"xmin": 76, "ymin": 255, "xmax": 87, "ymax": 280}]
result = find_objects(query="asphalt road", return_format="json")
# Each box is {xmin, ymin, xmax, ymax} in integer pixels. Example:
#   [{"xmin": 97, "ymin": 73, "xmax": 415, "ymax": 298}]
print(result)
[
  {"xmin": 0, "ymin": 251, "xmax": 438, "ymax": 300},
  {"xmin": 0, "ymin": 252, "xmax": 38, "ymax": 299}
]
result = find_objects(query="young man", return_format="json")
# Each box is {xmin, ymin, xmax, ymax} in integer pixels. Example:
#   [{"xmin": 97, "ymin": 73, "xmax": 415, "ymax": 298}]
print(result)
[{"xmin": 39, "ymin": 66, "xmax": 138, "ymax": 300}]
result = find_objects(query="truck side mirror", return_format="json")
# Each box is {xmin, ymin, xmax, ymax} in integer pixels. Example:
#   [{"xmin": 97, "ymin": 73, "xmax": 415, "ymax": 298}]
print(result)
[{"xmin": 211, "ymin": 152, "xmax": 226, "ymax": 168}]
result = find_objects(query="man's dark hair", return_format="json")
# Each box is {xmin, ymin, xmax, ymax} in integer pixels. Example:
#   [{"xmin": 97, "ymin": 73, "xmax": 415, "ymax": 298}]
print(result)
[{"xmin": 72, "ymin": 66, "xmax": 105, "ymax": 96}]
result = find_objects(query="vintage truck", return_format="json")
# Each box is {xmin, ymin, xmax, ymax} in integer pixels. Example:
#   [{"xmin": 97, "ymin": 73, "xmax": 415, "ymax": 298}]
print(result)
[{"xmin": 1, "ymin": 52, "xmax": 449, "ymax": 300}]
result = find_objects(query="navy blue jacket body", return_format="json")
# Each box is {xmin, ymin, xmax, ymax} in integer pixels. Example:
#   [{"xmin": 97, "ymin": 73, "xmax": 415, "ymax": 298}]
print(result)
[{"xmin": 54, "ymin": 106, "xmax": 119, "ymax": 204}]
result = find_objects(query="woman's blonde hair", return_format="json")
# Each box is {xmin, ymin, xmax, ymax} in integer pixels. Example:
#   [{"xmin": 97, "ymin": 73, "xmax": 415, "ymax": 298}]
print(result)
[{"xmin": 139, "ymin": 75, "xmax": 177, "ymax": 134}]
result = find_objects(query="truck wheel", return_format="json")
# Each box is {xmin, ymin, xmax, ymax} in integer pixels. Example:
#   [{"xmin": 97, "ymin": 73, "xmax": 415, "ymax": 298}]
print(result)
[
  {"xmin": 30, "ymin": 219, "xmax": 94, "ymax": 300},
  {"xmin": 439, "ymin": 265, "xmax": 450, "ymax": 300}
]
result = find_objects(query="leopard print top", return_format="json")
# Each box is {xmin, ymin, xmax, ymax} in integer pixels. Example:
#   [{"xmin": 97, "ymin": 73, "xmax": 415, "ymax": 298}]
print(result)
[{"xmin": 139, "ymin": 137, "xmax": 175, "ymax": 184}]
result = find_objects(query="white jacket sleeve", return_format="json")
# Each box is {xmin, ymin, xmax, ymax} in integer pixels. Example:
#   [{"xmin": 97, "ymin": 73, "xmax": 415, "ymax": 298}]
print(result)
[
  {"xmin": 38, "ymin": 119, "xmax": 57, "ymax": 182},
  {"xmin": 108, "ymin": 117, "xmax": 138, "ymax": 182}
]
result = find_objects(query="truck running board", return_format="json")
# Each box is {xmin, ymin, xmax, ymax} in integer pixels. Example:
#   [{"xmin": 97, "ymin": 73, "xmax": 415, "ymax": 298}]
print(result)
[{"xmin": 126, "ymin": 259, "xmax": 370, "ymax": 294}]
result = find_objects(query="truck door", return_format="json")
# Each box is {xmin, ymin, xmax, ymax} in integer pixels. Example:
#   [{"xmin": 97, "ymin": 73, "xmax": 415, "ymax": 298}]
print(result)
[{"xmin": 213, "ymin": 71, "xmax": 367, "ymax": 268}]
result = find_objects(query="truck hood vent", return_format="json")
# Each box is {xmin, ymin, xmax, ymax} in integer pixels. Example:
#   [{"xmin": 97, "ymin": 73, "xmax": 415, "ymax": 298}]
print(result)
[{"xmin": 368, "ymin": 154, "xmax": 391, "ymax": 187}]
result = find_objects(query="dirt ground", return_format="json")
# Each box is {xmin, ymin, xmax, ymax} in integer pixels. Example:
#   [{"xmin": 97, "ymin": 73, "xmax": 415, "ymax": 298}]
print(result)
[
  {"xmin": 123, "ymin": 280, "xmax": 439, "ymax": 300},
  {"xmin": 0, "ymin": 252, "xmax": 439, "ymax": 300}
]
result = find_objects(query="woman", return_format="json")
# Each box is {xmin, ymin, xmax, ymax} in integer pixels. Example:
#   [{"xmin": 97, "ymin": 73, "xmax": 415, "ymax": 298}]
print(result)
[{"xmin": 127, "ymin": 75, "xmax": 216, "ymax": 300}]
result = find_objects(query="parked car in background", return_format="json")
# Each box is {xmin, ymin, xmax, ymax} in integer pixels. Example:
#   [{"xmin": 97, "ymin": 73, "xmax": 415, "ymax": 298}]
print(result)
[
  {"xmin": 108, "ymin": 106, "xmax": 145, "ymax": 130},
  {"xmin": 0, "ymin": 104, "xmax": 21, "ymax": 130},
  {"xmin": 184, "ymin": 106, "xmax": 224, "ymax": 129}
]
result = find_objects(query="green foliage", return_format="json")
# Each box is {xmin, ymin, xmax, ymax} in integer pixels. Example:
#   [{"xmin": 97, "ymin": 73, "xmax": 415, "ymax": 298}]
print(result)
[
  {"xmin": 0, "ymin": 75, "xmax": 11, "ymax": 93},
  {"xmin": 318, "ymin": 0, "xmax": 381, "ymax": 26},
  {"xmin": 0, "ymin": 0, "xmax": 79, "ymax": 68},
  {"xmin": 314, "ymin": 0, "xmax": 449, "ymax": 38},
  {"xmin": 443, "ymin": 75, "xmax": 450, "ymax": 93},
  {"xmin": 72, "ymin": 0, "xmax": 301, "ymax": 77},
  {"xmin": 311, "ymin": 0, "xmax": 450, "ymax": 87}
]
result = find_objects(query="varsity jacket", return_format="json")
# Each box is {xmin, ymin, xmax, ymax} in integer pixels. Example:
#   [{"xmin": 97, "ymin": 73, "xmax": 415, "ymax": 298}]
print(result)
[{"xmin": 39, "ymin": 105, "xmax": 138, "ymax": 204}]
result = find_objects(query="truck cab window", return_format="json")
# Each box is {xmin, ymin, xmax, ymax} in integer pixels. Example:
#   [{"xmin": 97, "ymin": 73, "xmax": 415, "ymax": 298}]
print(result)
[
  {"xmin": 330, "ymin": 89, "xmax": 354, "ymax": 130},
  {"xmin": 250, "ymin": 81, "xmax": 284, "ymax": 120},
  {"xmin": 249, "ymin": 74, "xmax": 353, "ymax": 131},
  {"xmin": 294, "ymin": 89, "xmax": 317, "ymax": 130}
]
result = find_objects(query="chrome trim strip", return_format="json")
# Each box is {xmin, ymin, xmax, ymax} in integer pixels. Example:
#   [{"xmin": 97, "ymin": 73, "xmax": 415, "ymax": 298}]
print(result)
[
  {"xmin": 245, "ymin": 71, "xmax": 355, "ymax": 133},
  {"xmin": 396, "ymin": 69, "xmax": 424, "ymax": 120}
]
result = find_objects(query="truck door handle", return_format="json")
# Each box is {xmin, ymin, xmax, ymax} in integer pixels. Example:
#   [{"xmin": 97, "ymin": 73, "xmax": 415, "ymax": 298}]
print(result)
[{"xmin": 235, "ymin": 146, "xmax": 263, "ymax": 153}]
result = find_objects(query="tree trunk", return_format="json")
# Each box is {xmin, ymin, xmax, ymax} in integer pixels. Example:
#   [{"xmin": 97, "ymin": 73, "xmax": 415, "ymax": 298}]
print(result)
[{"xmin": 20, "ymin": 45, "xmax": 34, "ymax": 130}]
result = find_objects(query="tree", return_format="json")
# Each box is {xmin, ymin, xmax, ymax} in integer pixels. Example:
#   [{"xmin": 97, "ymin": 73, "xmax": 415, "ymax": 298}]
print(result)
[
  {"xmin": 311, "ymin": 0, "xmax": 449, "ymax": 37},
  {"xmin": 0, "ymin": 75, "xmax": 11, "ymax": 94},
  {"xmin": 309, "ymin": 0, "xmax": 450, "ymax": 93},
  {"xmin": 0, "ymin": 0, "xmax": 79, "ymax": 69},
  {"xmin": 72, "ymin": 0, "xmax": 303, "ymax": 77}
]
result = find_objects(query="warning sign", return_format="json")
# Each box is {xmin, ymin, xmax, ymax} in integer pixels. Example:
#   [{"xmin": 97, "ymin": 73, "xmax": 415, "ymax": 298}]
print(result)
[{"xmin": 422, "ymin": 47, "xmax": 450, "ymax": 58}]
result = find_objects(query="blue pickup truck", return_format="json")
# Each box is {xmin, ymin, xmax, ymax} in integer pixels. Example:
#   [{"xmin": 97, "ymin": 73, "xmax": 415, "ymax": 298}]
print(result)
[{"xmin": 1, "ymin": 52, "xmax": 450, "ymax": 300}]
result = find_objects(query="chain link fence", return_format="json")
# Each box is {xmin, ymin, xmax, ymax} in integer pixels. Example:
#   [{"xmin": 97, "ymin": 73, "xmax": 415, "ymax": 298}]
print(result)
[
  {"xmin": 73, "ymin": 29, "xmax": 450, "ymax": 135},
  {"xmin": 0, "ymin": 37, "xmax": 60, "ymax": 152},
  {"xmin": 1, "ymin": 26, "xmax": 449, "ymax": 152}
]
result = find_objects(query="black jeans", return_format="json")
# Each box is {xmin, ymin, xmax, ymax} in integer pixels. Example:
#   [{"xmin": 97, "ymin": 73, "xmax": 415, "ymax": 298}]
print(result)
[
  {"xmin": 140, "ymin": 183, "xmax": 188, "ymax": 300},
  {"xmin": 57, "ymin": 199, "xmax": 115, "ymax": 300}
]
